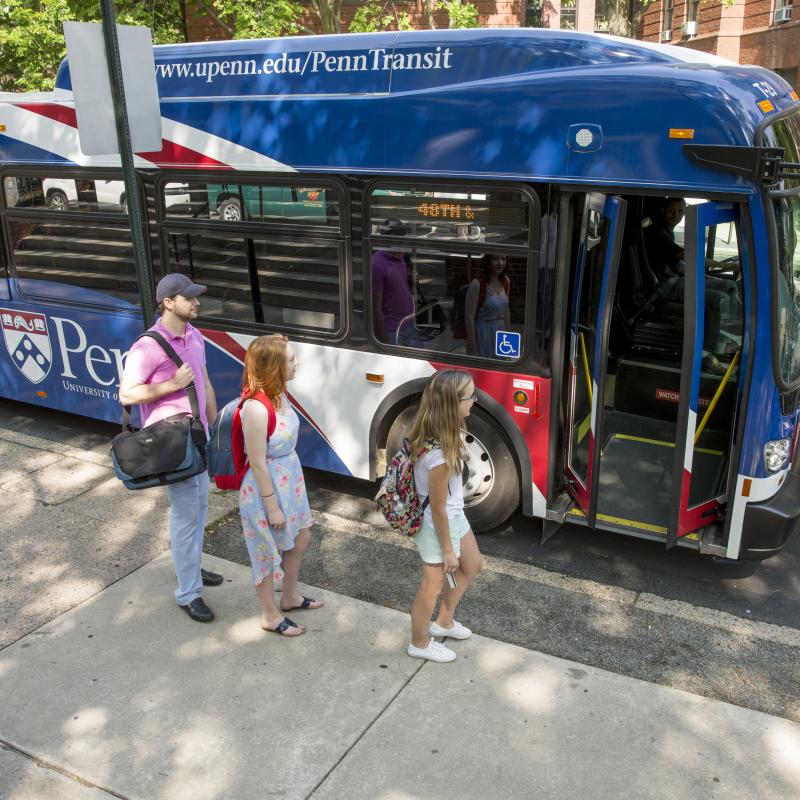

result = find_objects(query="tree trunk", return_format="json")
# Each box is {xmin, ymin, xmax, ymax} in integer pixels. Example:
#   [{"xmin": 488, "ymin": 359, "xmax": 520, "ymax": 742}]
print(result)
[
  {"xmin": 426, "ymin": 0, "xmax": 436, "ymax": 29},
  {"xmin": 606, "ymin": 0, "xmax": 633, "ymax": 36}
]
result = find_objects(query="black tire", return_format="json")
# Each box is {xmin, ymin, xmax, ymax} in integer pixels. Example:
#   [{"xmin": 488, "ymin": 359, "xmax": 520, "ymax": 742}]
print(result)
[
  {"xmin": 218, "ymin": 196, "xmax": 242, "ymax": 222},
  {"xmin": 46, "ymin": 189, "xmax": 68, "ymax": 210},
  {"xmin": 385, "ymin": 403, "xmax": 520, "ymax": 533}
]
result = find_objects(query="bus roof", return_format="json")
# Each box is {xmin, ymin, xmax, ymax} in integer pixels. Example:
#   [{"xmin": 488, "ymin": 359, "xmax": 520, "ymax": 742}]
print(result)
[{"xmin": 3, "ymin": 29, "xmax": 798, "ymax": 192}]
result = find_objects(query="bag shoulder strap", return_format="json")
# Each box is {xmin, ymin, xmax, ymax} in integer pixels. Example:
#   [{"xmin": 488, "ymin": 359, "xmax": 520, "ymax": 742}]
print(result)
[
  {"xmin": 258, "ymin": 392, "xmax": 277, "ymax": 439},
  {"xmin": 139, "ymin": 331, "xmax": 201, "ymax": 421},
  {"xmin": 244, "ymin": 391, "xmax": 277, "ymax": 438},
  {"xmin": 120, "ymin": 329, "xmax": 201, "ymax": 431}
]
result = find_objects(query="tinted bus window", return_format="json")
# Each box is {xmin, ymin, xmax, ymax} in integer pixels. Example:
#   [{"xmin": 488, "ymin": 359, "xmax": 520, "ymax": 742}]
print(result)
[
  {"xmin": 163, "ymin": 180, "xmax": 338, "ymax": 226},
  {"xmin": 164, "ymin": 231, "xmax": 342, "ymax": 332},
  {"xmin": 368, "ymin": 185, "xmax": 534, "ymax": 362},
  {"xmin": 4, "ymin": 176, "xmax": 131, "ymax": 213},
  {"xmin": 767, "ymin": 113, "xmax": 800, "ymax": 386},
  {"xmin": 8, "ymin": 219, "xmax": 140, "ymax": 309},
  {"xmin": 371, "ymin": 188, "xmax": 530, "ymax": 246},
  {"xmin": 3, "ymin": 176, "xmax": 43, "ymax": 208},
  {"xmin": 773, "ymin": 194, "xmax": 800, "ymax": 386},
  {"xmin": 369, "ymin": 245, "xmax": 529, "ymax": 361}
]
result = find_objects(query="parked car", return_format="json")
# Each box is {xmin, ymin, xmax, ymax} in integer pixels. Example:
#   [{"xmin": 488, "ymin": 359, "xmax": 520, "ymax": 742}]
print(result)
[
  {"xmin": 42, "ymin": 178, "xmax": 190, "ymax": 213},
  {"xmin": 207, "ymin": 183, "xmax": 328, "ymax": 222}
]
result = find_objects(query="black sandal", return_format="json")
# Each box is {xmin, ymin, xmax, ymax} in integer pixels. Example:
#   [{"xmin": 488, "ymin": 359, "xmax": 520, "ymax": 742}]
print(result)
[
  {"xmin": 261, "ymin": 616, "xmax": 304, "ymax": 637},
  {"xmin": 281, "ymin": 596, "xmax": 323, "ymax": 611}
]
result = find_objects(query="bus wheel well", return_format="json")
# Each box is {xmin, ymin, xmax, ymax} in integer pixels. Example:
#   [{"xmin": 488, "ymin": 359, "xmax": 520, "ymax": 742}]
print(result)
[{"xmin": 369, "ymin": 379, "xmax": 531, "ymax": 531}]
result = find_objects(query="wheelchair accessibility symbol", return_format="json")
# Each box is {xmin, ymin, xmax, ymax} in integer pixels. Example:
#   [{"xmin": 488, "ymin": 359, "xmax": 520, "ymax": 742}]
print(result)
[{"xmin": 495, "ymin": 331, "xmax": 520, "ymax": 358}]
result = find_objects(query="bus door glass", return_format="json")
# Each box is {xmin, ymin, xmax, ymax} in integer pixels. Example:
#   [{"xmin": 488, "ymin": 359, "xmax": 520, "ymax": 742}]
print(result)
[
  {"xmin": 668, "ymin": 201, "xmax": 744, "ymax": 547},
  {"xmin": 564, "ymin": 193, "xmax": 626, "ymax": 525}
]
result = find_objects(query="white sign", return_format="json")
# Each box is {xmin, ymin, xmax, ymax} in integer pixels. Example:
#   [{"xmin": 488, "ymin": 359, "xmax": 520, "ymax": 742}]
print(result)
[{"xmin": 64, "ymin": 22, "xmax": 161, "ymax": 155}]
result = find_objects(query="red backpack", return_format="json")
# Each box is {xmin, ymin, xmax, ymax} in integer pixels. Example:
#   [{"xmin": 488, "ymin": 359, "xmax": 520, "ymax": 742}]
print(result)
[{"xmin": 207, "ymin": 390, "xmax": 276, "ymax": 490}]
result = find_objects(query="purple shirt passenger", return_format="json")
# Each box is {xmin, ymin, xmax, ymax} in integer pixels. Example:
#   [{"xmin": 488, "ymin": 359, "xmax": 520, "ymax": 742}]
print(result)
[
  {"xmin": 372, "ymin": 249, "xmax": 414, "ymax": 339},
  {"xmin": 123, "ymin": 318, "xmax": 209, "ymax": 431}
]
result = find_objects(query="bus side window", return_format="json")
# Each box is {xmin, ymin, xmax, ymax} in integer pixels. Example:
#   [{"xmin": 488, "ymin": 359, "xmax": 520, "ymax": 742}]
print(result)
[{"xmin": 157, "ymin": 178, "xmax": 345, "ymax": 335}]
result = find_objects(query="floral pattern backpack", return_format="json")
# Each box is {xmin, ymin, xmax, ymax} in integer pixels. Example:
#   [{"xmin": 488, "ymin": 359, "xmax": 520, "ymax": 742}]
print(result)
[{"xmin": 374, "ymin": 438, "xmax": 438, "ymax": 536}]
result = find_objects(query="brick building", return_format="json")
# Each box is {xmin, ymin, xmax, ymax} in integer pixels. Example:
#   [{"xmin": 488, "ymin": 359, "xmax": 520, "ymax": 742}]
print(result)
[
  {"xmin": 184, "ymin": 1, "xmax": 551, "ymax": 42},
  {"xmin": 184, "ymin": 0, "xmax": 798, "ymax": 92},
  {"xmin": 639, "ymin": 0, "xmax": 799, "ymax": 91}
]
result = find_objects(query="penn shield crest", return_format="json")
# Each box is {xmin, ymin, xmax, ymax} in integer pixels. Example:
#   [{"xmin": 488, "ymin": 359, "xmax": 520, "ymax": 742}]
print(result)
[{"xmin": 1, "ymin": 309, "xmax": 52, "ymax": 384}]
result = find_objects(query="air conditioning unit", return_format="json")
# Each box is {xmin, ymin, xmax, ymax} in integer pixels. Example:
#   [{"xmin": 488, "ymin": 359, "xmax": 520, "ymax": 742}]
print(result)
[
  {"xmin": 682, "ymin": 21, "xmax": 698, "ymax": 36},
  {"xmin": 661, "ymin": 30, "xmax": 672, "ymax": 41},
  {"xmin": 774, "ymin": 5, "xmax": 792, "ymax": 22}
]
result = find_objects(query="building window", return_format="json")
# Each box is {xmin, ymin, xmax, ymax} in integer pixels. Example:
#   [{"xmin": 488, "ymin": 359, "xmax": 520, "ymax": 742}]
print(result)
[
  {"xmin": 561, "ymin": 0, "xmax": 577, "ymax": 30},
  {"xmin": 662, "ymin": 0, "xmax": 674, "ymax": 37},
  {"xmin": 525, "ymin": 0, "xmax": 544, "ymax": 27},
  {"xmin": 774, "ymin": 0, "xmax": 793, "ymax": 24},
  {"xmin": 687, "ymin": 0, "xmax": 700, "ymax": 22}
]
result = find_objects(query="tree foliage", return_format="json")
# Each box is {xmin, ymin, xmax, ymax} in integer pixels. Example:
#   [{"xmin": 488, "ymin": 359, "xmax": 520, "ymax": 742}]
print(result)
[
  {"xmin": 2, "ymin": 0, "xmax": 513, "ymax": 93},
  {"xmin": 438, "ymin": 0, "xmax": 479, "ymax": 28},
  {"xmin": 201, "ymin": 0, "xmax": 301, "ymax": 40},
  {"xmin": 349, "ymin": 1, "xmax": 413, "ymax": 33},
  {"xmin": 0, "ymin": 0, "xmax": 189, "ymax": 92},
  {"xmin": 0, "ymin": 0, "xmax": 72, "ymax": 91}
]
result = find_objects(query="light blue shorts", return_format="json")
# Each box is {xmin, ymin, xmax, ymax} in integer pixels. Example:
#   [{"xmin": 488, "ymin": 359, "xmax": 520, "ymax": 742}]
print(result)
[{"xmin": 414, "ymin": 511, "xmax": 472, "ymax": 564}]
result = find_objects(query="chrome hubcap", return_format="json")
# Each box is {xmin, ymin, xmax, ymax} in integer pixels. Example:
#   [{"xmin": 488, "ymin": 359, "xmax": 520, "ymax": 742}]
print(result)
[{"xmin": 462, "ymin": 431, "xmax": 493, "ymax": 507}]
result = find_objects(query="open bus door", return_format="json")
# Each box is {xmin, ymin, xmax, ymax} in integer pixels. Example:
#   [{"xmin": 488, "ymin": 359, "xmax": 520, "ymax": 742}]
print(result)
[
  {"xmin": 563, "ymin": 193, "xmax": 627, "ymax": 527},
  {"xmin": 561, "ymin": 195, "xmax": 745, "ymax": 551},
  {"xmin": 667, "ymin": 201, "xmax": 744, "ymax": 549}
]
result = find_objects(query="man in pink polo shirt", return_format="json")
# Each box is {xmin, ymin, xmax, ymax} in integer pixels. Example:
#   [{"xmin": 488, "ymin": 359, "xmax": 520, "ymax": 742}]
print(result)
[{"xmin": 120, "ymin": 274, "xmax": 220, "ymax": 622}]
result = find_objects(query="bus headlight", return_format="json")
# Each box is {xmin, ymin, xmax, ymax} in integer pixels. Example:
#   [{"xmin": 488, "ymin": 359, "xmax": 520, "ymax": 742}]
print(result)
[{"xmin": 764, "ymin": 439, "xmax": 791, "ymax": 473}]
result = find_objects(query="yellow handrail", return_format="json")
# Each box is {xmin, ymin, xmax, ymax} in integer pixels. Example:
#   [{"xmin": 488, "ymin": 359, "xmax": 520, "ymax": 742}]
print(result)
[
  {"xmin": 694, "ymin": 351, "xmax": 740, "ymax": 445},
  {"xmin": 579, "ymin": 332, "xmax": 593, "ymax": 403}
]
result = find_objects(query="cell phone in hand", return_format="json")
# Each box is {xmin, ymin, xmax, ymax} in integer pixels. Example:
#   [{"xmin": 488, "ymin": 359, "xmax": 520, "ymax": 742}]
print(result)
[{"xmin": 446, "ymin": 572, "xmax": 457, "ymax": 590}]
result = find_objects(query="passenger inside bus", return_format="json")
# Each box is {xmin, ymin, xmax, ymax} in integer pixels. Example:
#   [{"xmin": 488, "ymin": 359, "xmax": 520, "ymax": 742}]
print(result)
[
  {"xmin": 371, "ymin": 219, "xmax": 423, "ymax": 347},
  {"xmin": 642, "ymin": 197, "xmax": 741, "ymax": 374},
  {"xmin": 464, "ymin": 254, "xmax": 511, "ymax": 358}
]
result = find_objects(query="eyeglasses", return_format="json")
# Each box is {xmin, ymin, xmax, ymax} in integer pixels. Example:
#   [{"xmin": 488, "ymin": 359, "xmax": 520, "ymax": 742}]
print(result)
[{"xmin": 459, "ymin": 393, "xmax": 477, "ymax": 402}]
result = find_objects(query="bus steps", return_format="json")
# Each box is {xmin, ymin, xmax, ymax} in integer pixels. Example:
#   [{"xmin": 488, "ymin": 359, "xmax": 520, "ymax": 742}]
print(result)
[{"xmin": 542, "ymin": 493, "xmax": 574, "ymax": 544}]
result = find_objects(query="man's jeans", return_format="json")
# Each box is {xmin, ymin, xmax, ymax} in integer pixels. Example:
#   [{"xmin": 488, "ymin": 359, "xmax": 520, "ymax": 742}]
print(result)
[{"xmin": 165, "ymin": 471, "xmax": 210, "ymax": 606}]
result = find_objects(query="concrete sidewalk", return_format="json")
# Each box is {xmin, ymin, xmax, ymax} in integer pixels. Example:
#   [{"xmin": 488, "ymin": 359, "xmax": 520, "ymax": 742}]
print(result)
[{"xmin": 1, "ymin": 427, "xmax": 799, "ymax": 800}]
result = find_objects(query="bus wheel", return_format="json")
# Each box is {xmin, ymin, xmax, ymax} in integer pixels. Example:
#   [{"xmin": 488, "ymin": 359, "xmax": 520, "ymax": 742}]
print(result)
[
  {"xmin": 46, "ymin": 190, "xmax": 68, "ymax": 210},
  {"xmin": 385, "ymin": 404, "xmax": 519, "ymax": 533},
  {"xmin": 218, "ymin": 197, "xmax": 242, "ymax": 222},
  {"xmin": 461, "ymin": 407, "xmax": 520, "ymax": 532}
]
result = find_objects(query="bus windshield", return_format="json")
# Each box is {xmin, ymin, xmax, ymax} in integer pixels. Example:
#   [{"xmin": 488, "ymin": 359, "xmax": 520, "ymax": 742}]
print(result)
[{"xmin": 766, "ymin": 112, "xmax": 800, "ymax": 387}]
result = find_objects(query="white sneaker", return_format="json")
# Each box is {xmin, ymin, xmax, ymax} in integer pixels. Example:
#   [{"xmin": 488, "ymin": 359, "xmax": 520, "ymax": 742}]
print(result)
[
  {"xmin": 407, "ymin": 639, "xmax": 456, "ymax": 663},
  {"xmin": 429, "ymin": 620, "xmax": 472, "ymax": 640}
]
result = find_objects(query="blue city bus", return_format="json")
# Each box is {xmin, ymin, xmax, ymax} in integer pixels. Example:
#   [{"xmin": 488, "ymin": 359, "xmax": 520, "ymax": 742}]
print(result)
[{"xmin": 0, "ymin": 28, "xmax": 798, "ymax": 560}]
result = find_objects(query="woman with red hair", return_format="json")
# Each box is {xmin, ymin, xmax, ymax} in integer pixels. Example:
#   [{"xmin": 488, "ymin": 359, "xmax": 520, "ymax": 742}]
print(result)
[{"xmin": 239, "ymin": 334, "xmax": 321, "ymax": 637}]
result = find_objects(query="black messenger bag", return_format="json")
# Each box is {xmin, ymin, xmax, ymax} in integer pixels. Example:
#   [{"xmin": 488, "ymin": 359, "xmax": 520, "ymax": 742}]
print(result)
[{"xmin": 110, "ymin": 332, "xmax": 207, "ymax": 490}]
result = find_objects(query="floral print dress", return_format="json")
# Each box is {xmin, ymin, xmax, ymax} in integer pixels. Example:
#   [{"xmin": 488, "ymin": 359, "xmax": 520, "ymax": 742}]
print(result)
[
  {"xmin": 238, "ymin": 395, "xmax": 313, "ymax": 586},
  {"xmin": 476, "ymin": 289, "xmax": 510, "ymax": 359}
]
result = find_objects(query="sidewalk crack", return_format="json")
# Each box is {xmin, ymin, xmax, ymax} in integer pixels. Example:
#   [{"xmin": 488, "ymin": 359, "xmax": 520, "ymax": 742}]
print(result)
[
  {"xmin": 305, "ymin": 661, "xmax": 426, "ymax": 798},
  {"xmin": 0, "ymin": 740, "xmax": 130, "ymax": 799}
]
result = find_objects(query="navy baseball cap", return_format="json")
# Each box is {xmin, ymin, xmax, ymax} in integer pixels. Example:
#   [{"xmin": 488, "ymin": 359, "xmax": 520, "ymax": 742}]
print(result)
[{"xmin": 156, "ymin": 273, "xmax": 207, "ymax": 303}]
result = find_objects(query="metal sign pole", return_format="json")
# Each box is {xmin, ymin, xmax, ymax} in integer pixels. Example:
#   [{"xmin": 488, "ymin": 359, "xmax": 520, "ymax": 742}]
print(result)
[{"xmin": 98, "ymin": 0, "xmax": 155, "ymax": 327}]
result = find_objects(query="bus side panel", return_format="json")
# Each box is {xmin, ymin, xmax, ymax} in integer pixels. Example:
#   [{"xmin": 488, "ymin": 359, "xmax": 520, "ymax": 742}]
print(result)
[{"xmin": 0, "ymin": 300, "xmax": 143, "ymax": 422}]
